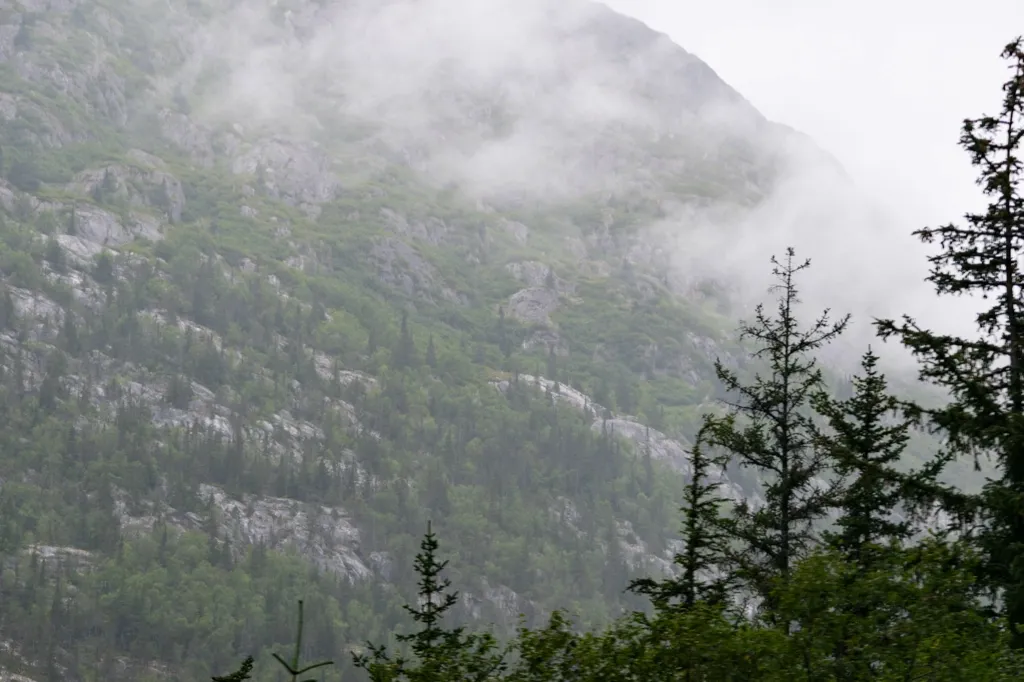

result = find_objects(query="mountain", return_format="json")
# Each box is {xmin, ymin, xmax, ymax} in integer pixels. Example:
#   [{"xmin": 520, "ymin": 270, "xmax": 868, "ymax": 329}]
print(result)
[{"xmin": 0, "ymin": 1, "xmax": 963, "ymax": 680}]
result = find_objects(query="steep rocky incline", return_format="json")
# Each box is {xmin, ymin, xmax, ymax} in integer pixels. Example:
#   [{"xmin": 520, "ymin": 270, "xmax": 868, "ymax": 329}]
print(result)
[{"xmin": 0, "ymin": 0, "xmax": 871, "ymax": 679}]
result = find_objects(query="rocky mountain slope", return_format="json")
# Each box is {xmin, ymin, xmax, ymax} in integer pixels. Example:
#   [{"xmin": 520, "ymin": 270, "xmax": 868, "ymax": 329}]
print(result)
[{"xmin": 0, "ymin": 1, "xmax": 961, "ymax": 680}]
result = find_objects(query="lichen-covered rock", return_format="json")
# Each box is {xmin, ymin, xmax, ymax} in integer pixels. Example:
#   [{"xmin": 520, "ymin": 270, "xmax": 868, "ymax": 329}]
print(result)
[
  {"xmin": 0, "ymin": 93, "xmax": 72, "ymax": 148},
  {"xmin": 231, "ymin": 137, "xmax": 340, "ymax": 210},
  {"xmin": 199, "ymin": 485, "xmax": 372, "ymax": 582},
  {"xmin": 379, "ymin": 208, "xmax": 450, "ymax": 245},
  {"xmin": 71, "ymin": 205, "xmax": 162, "ymax": 246},
  {"xmin": 505, "ymin": 260, "xmax": 573, "ymax": 294},
  {"xmin": 369, "ymin": 237, "xmax": 464, "ymax": 304},
  {"xmin": 507, "ymin": 287, "xmax": 559, "ymax": 325},
  {"xmin": 522, "ymin": 328, "xmax": 568, "ymax": 356},
  {"xmin": 68, "ymin": 159, "xmax": 186, "ymax": 222},
  {"xmin": 13, "ymin": 38, "xmax": 128, "ymax": 128},
  {"xmin": 55, "ymin": 234, "xmax": 107, "ymax": 268},
  {"xmin": 156, "ymin": 109, "xmax": 217, "ymax": 165}
]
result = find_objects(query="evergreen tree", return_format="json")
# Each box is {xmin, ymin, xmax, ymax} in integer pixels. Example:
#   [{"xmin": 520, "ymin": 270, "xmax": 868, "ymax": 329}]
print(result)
[
  {"xmin": 811, "ymin": 349, "xmax": 955, "ymax": 677},
  {"xmin": 92, "ymin": 250, "xmax": 114, "ymax": 285},
  {"xmin": 629, "ymin": 416, "xmax": 733, "ymax": 612},
  {"xmin": 354, "ymin": 522, "xmax": 506, "ymax": 681},
  {"xmin": 425, "ymin": 334, "xmax": 437, "ymax": 369},
  {"xmin": 13, "ymin": 17, "xmax": 31, "ymax": 50},
  {"xmin": 60, "ymin": 309, "xmax": 81, "ymax": 355},
  {"xmin": 269, "ymin": 601, "xmax": 334, "ymax": 682},
  {"xmin": 546, "ymin": 346, "xmax": 557, "ymax": 383},
  {"xmin": 496, "ymin": 305, "xmax": 508, "ymax": 356},
  {"xmin": 66, "ymin": 205, "xmax": 77, "ymax": 236},
  {"xmin": 812, "ymin": 349, "xmax": 925, "ymax": 564},
  {"xmin": 875, "ymin": 37, "xmax": 1024, "ymax": 642},
  {"xmin": 710, "ymin": 248, "xmax": 849, "ymax": 627},
  {"xmin": 44, "ymin": 239, "xmax": 66, "ymax": 273},
  {"xmin": 544, "ymin": 268, "xmax": 557, "ymax": 291},
  {"xmin": 212, "ymin": 656, "xmax": 253, "ymax": 682},
  {"xmin": 0, "ymin": 286, "xmax": 16, "ymax": 330},
  {"xmin": 101, "ymin": 168, "xmax": 117, "ymax": 196},
  {"xmin": 392, "ymin": 312, "xmax": 418, "ymax": 369}
]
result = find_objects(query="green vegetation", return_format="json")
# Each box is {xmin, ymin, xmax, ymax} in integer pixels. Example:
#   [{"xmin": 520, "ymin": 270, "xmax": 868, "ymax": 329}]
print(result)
[{"xmin": 0, "ymin": 0, "xmax": 1021, "ymax": 679}]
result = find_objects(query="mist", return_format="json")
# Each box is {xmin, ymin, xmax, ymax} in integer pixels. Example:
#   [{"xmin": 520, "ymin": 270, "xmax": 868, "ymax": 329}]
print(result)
[{"xmin": 169, "ymin": 0, "xmax": 1002, "ymax": 374}]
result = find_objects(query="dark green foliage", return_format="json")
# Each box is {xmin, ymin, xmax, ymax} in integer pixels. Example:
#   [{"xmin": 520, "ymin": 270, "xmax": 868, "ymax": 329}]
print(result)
[
  {"xmin": 44, "ymin": 239, "xmax": 65, "ymax": 273},
  {"xmin": 66, "ymin": 206, "xmax": 77, "ymax": 236},
  {"xmin": 0, "ymin": 2, "xmax": 1019, "ymax": 677},
  {"xmin": 13, "ymin": 17, "xmax": 32, "ymax": 51},
  {"xmin": 93, "ymin": 251, "xmax": 115, "ymax": 284},
  {"xmin": 875, "ymin": 37, "xmax": 1024, "ymax": 643},
  {"xmin": 346, "ymin": 529, "xmax": 1024, "ymax": 682},
  {"xmin": 6, "ymin": 156, "xmax": 41, "ymax": 192},
  {"xmin": 353, "ymin": 522, "xmax": 507, "ymax": 681},
  {"xmin": 710, "ymin": 248, "xmax": 849, "ymax": 625},
  {"xmin": 628, "ymin": 416, "xmax": 732, "ymax": 612},
  {"xmin": 213, "ymin": 656, "xmax": 254, "ymax": 682},
  {"xmin": 813, "ymin": 348, "xmax": 927, "ymax": 565}
]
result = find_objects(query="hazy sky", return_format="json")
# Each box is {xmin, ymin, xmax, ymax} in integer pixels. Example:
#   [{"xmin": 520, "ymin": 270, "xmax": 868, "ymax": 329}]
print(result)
[
  {"xmin": 607, "ymin": 0, "xmax": 1023, "ymax": 229},
  {"xmin": 600, "ymin": 0, "xmax": 1024, "ymax": 356},
  {"xmin": 193, "ymin": 0, "xmax": 1023, "ymax": 352}
]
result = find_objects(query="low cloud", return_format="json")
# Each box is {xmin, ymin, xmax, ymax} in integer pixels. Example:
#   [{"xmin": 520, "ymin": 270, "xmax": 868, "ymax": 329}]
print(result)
[{"xmin": 168, "ymin": 0, "xmax": 982, "ymax": 372}]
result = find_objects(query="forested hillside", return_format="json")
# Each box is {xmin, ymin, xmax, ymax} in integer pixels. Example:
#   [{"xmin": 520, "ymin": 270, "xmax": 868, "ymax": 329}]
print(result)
[{"xmin": 0, "ymin": 0, "xmax": 1016, "ymax": 680}]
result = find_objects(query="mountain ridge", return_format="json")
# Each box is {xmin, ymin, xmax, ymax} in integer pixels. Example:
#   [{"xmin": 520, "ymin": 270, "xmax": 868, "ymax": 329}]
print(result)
[{"xmin": 0, "ymin": 1, "xmax": 940, "ymax": 680}]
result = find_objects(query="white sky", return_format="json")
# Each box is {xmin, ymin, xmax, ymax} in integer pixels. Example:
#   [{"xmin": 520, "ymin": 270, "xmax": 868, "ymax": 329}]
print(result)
[{"xmin": 607, "ymin": 0, "xmax": 1023, "ymax": 229}]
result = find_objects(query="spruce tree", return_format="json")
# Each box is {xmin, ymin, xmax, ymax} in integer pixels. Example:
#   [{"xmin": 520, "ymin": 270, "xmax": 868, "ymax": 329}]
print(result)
[
  {"xmin": 394, "ymin": 311, "xmax": 417, "ymax": 369},
  {"xmin": 0, "ymin": 286, "xmax": 14, "ymax": 330},
  {"xmin": 710, "ymin": 248, "xmax": 849, "ymax": 627},
  {"xmin": 809, "ymin": 349, "xmax": 968, "ymax": 678},
  {"xmin": 875, "ymin": 37, "xmax": 1024, "ymax": 642},
  {"xmin": 813, "ymin": 348, "xmax": 923, "ymax": 566},
  {"xmin": 425, "ymin": 334, "xmax": 437, "ymax": 369},
  {"xmin": 354, "ymin": 522, "xmax": 506, "ymax": 681},
  {"xmin": 628, "ymin": 416, "xmax": 733, "ymax": 612},
  {"xmin": 212, "ymin": 656, "xmax": 253, "ymax": 682}
]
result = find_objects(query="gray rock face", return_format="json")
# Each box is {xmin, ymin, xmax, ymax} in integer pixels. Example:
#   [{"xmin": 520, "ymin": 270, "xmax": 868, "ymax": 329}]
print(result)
[
  {"xmin": 522, "ymin": 328, "xmax": 568, "ymax": 356},
  {"xmin": 72, "ymin": 205, "xmax": 162, "ymax": 247},
  {"xmin": 157, "ymin": 109, "xmax": 217, "ymax": 165},
  {"xmin": 68, "ymin": 160, "xmax": 186, "ymax": 223},
  {"xmin": 507, "ymin": 287, "xmax": 559, "ymax": 325},
  {"xmin": 499, "ymin": 218, "xmax": 530, "ymax": 244},
  {"xmin": 0, "ymin": 93, "xmax": 72, "ymax": 147},
  {"xmin": 0, "ymin": 95, "xmax": 15, "ymax": 122},
  {"xmin": 55, "ymin": 234, "xmax": 106, "ymax": 268},
  {"xmin": 506, "ymin": 260, "xmax": 573, "ymax": 294},
  {"xmin": 12, "ymin": 37, "xmax": 128, "ymax": 128},
  {"xmin": 231, "ymin": 137, "xmax": 340, "ymax": 211},
  {"xmin": 9, "ymin": 286, "xmax": 64, "ymax": 327},
  {"xmin": 201, "ymin": 485, "xmax": 372, "ymax": 582},
  {"xmin": 461, "ymin": 577, "xmax": 537, "ymax": 626},
  {"xmin": 113, "ymin": 483, "xmax": 371, "ymax": 583},
  {"xmin": 493, "ymin": 374, "xmax": 761, "ymax": 510},
  {"xmin": 13, "ymin": 0, "xmax": 83, "ymax": 13},
  {"xmin": 0, "ymin": 181, "xmax": 18, "ymax": 214},
  {"xmin": 597, "ymin": 417, "xmax": 750, "ymax": 504},
  {"xmin": 369, "ymin": 237, "xmax": 464, "ymax": 304},
  {"xmin": 379, "ymin": 208, "xmax": 450, "ymax": 245}
]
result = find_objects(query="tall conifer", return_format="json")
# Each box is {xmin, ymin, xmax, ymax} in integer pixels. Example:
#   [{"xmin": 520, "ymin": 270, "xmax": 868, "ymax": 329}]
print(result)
[
  {"xmin": 876, "ymin": 37, "xmax": 1024, "ymax": 642},
  {"xmin": 711, "ymin": 248, "xmax": 848, "ymax": 627}
]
